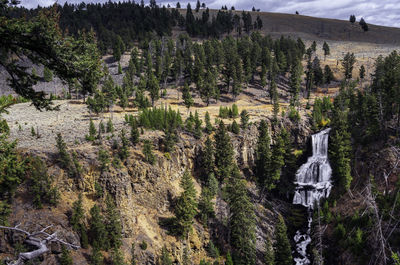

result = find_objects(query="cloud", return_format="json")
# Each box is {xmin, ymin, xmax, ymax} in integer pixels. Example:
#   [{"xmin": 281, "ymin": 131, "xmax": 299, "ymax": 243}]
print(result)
[{"xmin": 19, "ymin": 0, "xmax": 400, "ymax": 28}]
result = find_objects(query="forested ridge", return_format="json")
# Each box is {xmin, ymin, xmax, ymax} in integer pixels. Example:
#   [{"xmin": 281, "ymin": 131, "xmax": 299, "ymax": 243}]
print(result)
[
  {"xmin": 3, "ymin": 1, "xmax": 262, "ymax": 54},
  {"xmin": 1, "ymin": 1, "xmax": 400, "ymax": 264}
]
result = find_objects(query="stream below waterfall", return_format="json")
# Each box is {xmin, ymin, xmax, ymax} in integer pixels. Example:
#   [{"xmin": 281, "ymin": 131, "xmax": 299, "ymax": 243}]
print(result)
[{"xmin": 292, "ymin": 128, "xmax": 332, "ymax": 265}]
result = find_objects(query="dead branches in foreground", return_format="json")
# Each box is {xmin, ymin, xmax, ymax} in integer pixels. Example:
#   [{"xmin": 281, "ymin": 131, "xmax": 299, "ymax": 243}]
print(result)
[{"xmin": 0, "ymin": 224, "xmax": 79, "ymax": 265}]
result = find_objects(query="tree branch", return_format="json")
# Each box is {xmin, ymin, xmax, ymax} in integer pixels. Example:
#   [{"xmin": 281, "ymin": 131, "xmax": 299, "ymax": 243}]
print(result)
[{"xmin": 0, "ymin": 224, "xmax": 80, "ymax": 265}]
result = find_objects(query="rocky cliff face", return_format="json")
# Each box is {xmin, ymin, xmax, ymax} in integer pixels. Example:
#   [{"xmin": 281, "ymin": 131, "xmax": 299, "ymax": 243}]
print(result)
[{"xmin": 0, "ymin": 104, "xmax": 313, "ymax": 264}]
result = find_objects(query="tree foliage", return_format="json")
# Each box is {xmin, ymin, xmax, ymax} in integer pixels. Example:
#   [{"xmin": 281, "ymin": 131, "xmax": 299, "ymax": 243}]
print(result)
[
  {"xmin": 175, "ymin": 169, "xmax": 197, "ymax": 238},
  {"xmin": 0, "ymin": 5, "xmax": 102, "ymax": 110},
  {"xmin": 226, "ymin": 166, "xmax": 256, "ymax": 265},
  {"xmin": 214, "ymin": 121, "xmax": 234, "ymax": 180},
  {"xmin": 274, "ymin": 215, "xmax": 293, "ymax": 265}
]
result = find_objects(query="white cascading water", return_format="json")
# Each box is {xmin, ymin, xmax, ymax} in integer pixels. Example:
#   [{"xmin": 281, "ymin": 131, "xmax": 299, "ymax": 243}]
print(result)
[{"xmin": 292, "ymin": 128, "xmax": 332, "ymax": 265}]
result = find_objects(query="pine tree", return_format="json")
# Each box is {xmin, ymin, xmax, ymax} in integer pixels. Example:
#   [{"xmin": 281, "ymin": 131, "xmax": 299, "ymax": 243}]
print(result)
[
  {"xmin": 198, "ymin": 187, "xmax": 214, "ymax": 225},
  {"xmin": 202, "ymin": 136, "xmax": 215, "ymax": 179},
  {"xmin": 195, "ymin": 0, "xmax": 200, "ymax": 12},
  {"xmin": 255, "ymin": 120, "xmax": 272, "ymax": 190},
  {"xmin": 330, "ymin": 93, "xmax": 352, "ymax": 192},
  {"xmin": 86, "ymin": 118, "xmax": 97, "ymax": 141},
  {"xmin": 90, "ymin": 247, "xmax": 104, "ymax": 265},
  {"xmin": 342, "ymin": 52, "xmax": 356, "ymax": 80},
  {"xmin": 111, "ymin": 247, "xmax": 126, "ymax": 265},
  {"xmin": 147, "ymin": 72, "xmax": 160, "ymax": 106},
  {"xmin": 201, "ymin": 69, "xmax": 217, "ymax": 106},
  {"xmin": 160, "ymin": 246, "xmax": 172, "ymax": 265},
  {"xmin": 98, "ymin": 148, "xmax": 110, "ymax": 173},
  {"xmin": 330, "ymin": 129, "xmax": 352, "ymax": 191},
  {"xmin": 70, "ymin": 194, "xmax": 84, "ymax": 232},
  {"xmin": 89, "ymin": 204, "xmax": 108, "ymax": 250},
  {"xmin": 194, "ymin": 111, "xmax": 203, "ymax": 139},
  {"xmin": 225, "ymin": 252, "xmax": 234, "ymax": 265},
  {"xmin": 103, "ymin": 75, "xmax": 117, "ymax": 112},
  {"xmin": 270, "ymin": 133, "xmax": 285, "ymax": 188},
  {"xmin": 276, "ymin": 128, "xmax": 297, "ymax": 197},
  {"xmin": 143, "ymin": 140, "xmax": 155, "ymax": 164},
  {"xmin": 359, "ymin": 65, "xmax": 366, "ymax": 80},
  {"xmin": 272, "ymin": 80, "xmax": 280, "ymax": 123},
  {"xmin": 324, "ymin": 65, "xmax": 334, "ymax": 84},
  {"xmin": 113, "ymin": 35, "xmax": 125, "ymax": 62},
  {"xmin": 29, "ymin": 156, "xmax": 59, "ymax": 208},
  {"xmin": 207, "ymin": 173, "xmax": 218, "ymax": 197},
  {"xmin": 106, "ymin": 118, "xmax": 114, "ymax": 133},
  {"xmin": 130, "ymin": 120, "xmax": 140, "ymax": 145},
  {"xmin": 163, "ymin": 126, "xmax": 178, "ymax": 153},
  {"xmin": 226, "ymin": 166, "xmax": 256, "ymax": 265},
  {"xmin": 289, "ymin": 59, "xmax": 302, "ymax": 107},
  {"xmin": 87, "ymin": 90, "xmax": 106, "ymax": 115},
  {"xmin": 119, "ymin": 128, "xmax": 129, "ymax": 161},
  {"xmin": 117, "ymin": 86, "xmax": 129, "ymax": 111},
  {"xmin": 118, "ymin": 62, "xmax": 122, "ymax": 75},
  {"xmin": 175, "ymin": 170, "xmax": 197, "ymax": 238},
  {"xmin": 240, "ymin": 109, "xmax": 249, "ymax": 129},
  {"xmin": 204, "ymin": 111, "xmax": 213, "ymax": 134},
  {"xmin": 359, "ymin": 17, "xmax": 369, "ymax": 31},
  {"xmin": 43, "ymin": 66, "xmax": 53, "ymax": 82},
  {"xmin": 214, "ymin": 121, "xmax": 234, "ymax": 180},
  {"xmin": 59, "ymin": 245, "xmax": 73, "ymax": 265},
  {"xmin": 182, "ymin": 83, "xmax": 194, "ymax": 111},
  {"xmin": 322, "ymin": 41, "xmax": 330, "ymax": 61},
  {"xmin": 231, "ymin": 120, "xmax": 240, "ymax": 134},
  {"xmin": 56, "ymin": 133, "xmax": 72, "ymax": 169},
  {"xmin": 99, "ymin": 121, "xmax": 105, "ymax": 134},
  {"xmin": 274, "ymin": 215, "xmax": 293, "ymax": 265},
  {"xmin": 105, "ymin": 196, "xmax": 122, "ymax": 249},
  {"xmin": 311, "ymin": 41, "xmax": 317, "ymax": 53}
]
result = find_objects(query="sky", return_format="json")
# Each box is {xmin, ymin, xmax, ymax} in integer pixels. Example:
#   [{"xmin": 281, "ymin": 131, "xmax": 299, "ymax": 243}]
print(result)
[{"xmin": 19, "ymin": 0, "xmax": 400, "ymax": 28}]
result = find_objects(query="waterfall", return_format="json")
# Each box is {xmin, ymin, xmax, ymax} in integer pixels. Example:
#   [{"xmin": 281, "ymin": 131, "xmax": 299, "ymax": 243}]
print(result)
[{"xmin": 292, "ymin": 128, "xmax": 332, "ymax": 265}]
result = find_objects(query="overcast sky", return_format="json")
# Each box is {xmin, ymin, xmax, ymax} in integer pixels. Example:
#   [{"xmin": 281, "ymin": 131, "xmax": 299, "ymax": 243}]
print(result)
[{"xmin": 19, "ymin": 0, "xmax": 400, "ymax": 28}]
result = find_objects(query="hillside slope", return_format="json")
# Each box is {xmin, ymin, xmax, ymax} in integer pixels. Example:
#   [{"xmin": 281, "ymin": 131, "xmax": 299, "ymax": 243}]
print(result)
[{"xmin": 186, "ymin": 9, "xmax": 400, "ymax": 44}]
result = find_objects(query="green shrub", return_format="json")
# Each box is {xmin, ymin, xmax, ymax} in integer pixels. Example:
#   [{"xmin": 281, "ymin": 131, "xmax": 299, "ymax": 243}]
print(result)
[
  {"xmin": 288, "ymin": 107, "xmax": 300, "ymax": 123},
  {"xmin": 59, "ymin": 245, "xmax": 73, "ymax": 265},
  {"xmin": 0, "ymin": 120, "xmax": 9, "ymax": 134},
  {"xmin": 334, "ymin": 223, "xmax": 346, "ymax": 240},
  {"xmin": 94, "ymin": 182, "xmax": 103, "ymax": 198},
  {"xmin": 139, "ymin": 240, "xmax": 147, "ymax": 250},
  {"xmin": 312, "ymin": 96, "xmax": 332, "ymax": 129}
]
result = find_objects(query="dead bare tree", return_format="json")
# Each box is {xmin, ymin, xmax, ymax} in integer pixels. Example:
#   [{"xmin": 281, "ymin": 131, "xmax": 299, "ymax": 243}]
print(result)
[
  {"xmin": 0, "ymin": 224, "xmax": 79, "ymax": 265},
  {"xmin": 312, "ymin": 204, "xmax": 327, "ymax": 265},
  {"xmin": 363, "ymin": 179, "xmax": 388, "ymax": 265}
]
